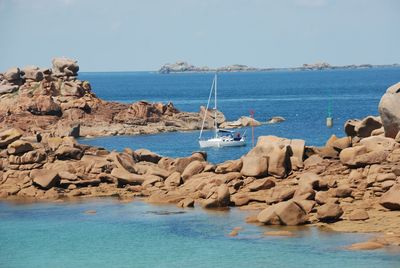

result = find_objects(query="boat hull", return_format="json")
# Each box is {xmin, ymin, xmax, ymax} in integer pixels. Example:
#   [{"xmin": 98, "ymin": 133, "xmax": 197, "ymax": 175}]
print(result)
[{"xmin": 199, "ymin": 138, "xmax": 246, "ymax": 148}]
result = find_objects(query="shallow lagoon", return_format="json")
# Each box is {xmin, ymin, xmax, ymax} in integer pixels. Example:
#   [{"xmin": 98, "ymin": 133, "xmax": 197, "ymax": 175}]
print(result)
[{"xmin": 1, "ymin": 199, "xmax": 400, "ymax": 268}]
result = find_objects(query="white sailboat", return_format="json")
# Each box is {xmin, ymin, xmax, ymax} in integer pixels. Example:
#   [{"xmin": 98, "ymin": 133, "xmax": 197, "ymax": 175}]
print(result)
[{"xmin": 198, "ymin": 74, "xmax": 246, "ymax": 148}]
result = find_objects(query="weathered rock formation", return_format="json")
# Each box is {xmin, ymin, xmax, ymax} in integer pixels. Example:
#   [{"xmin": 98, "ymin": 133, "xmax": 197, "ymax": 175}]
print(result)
[
  {"xmin": 1, "ymin": 122, "xmax": 399, "ymax": 234},
  {"xmin": 0, "ymin": 122, "xmax": 399, "ymax": 239},
  {"xmin": 0, "ymin": 58, "xmax": 238, "ymax": 137},
  {"xmin": 379, "ymin": 82, "xmax": 400, "ymax": 138},
  {"xmin": 344, "ymin": 116, "xmax": 382, "ymax": 138},
  {"xmin": 220, "ymin": 116, "xmax": 261, "ymax": 128}
]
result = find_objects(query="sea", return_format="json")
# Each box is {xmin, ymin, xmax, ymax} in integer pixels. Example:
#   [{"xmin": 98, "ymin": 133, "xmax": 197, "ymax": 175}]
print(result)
[
  {"xmin": 1, "ymin": 68, "xmax": 400, "ymax": 267},
  {"xmin": 79, "ymin": 67, "xmax": 400, "ymax": 163}
]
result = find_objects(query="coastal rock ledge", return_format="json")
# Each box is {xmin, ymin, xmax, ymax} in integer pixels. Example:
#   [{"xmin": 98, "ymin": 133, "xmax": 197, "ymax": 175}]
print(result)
[
  {"xmin": 1, "ymin": 121, "xmax": 400, "ymax": 242},
  {"xmin": 0, "ymin": 58, "xmax": 247, "ymax": 138},
  {"xmin": 1, "ymin": 64, "xmax": 400, "ymax": 250}
]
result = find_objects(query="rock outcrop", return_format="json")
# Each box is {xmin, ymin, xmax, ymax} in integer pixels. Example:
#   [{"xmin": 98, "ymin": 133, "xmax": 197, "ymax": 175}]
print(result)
[
  {"xmin": 0, "ymin": 58, "xmax": 239, "ymax": 138},
  {"xmin": 0, "ymin": 126, "xmax": 399, "ymax": 238},
  {"xmin": 379, "ymin": 82, "xmax": 400, "ymax": 138},
  {"xmin": 220, "ymin": 116, "xmax": 261, "ymax": 128},
  {"xmin": 339, "ymin": 136, "xmax": 397, "ymax": 167},
  {"xmin": 241, "ymin": 136, "xmax": 305, "ymax": 178},
  {"xmin": 344, "ymin": 116, "xmax": 382, "ymax": 138},
  {"xmin": 266, "ymin": 116, "xmax": 285, "ymax": 124}
]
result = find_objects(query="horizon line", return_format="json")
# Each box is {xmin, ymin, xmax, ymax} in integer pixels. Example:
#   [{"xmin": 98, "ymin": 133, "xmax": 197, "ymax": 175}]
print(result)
[{"xmin": 78, "ymin": 63, "xmax": 400, "ymax": 73}]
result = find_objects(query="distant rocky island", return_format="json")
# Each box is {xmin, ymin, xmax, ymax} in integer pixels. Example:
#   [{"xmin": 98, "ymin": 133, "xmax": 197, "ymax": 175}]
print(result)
[{"xmin": 159, "ymin": 61, "xmax": 399, "ymax": 74}]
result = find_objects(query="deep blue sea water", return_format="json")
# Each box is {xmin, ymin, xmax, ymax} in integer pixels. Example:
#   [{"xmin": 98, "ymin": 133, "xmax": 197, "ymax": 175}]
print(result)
[
  {"xmin": 79, "ymin": 68, "xmax": 400, "ymax": 163},
  {"xmin": 1, "ymin": 200, "xmax": 400, "ymax": 268},
  {"xmin": 2, "ymin": 68, "xmax": 400, "ymax": 267}
]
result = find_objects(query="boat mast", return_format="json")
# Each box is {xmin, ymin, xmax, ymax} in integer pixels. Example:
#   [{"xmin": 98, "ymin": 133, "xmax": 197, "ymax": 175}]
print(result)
[
  {"xmin": 198, "ymin": 76, "xmax": 215, "ymax": 139},
  {"xmin": 214, "ymin": 73, "xmax": 218, "ymax": 138}
]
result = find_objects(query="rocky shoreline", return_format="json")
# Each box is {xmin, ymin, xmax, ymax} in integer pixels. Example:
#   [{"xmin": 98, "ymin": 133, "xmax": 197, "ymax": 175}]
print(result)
[
  {"xmin": 1, "ymin": 125, "xmax": 400, "ymax": 249},
  {"xmin": 0, "ymin": 58, "xmax": 259, "ymax": 139},
  {"xmin": 1, "ymin": 60, "xmax": 400, "ymax": 251}
]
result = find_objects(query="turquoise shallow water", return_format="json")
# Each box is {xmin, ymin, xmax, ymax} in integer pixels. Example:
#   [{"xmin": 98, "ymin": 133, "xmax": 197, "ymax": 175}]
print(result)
[{"xmin": 1, "ymin": 199, "xmax": 400, "ymax": 268}]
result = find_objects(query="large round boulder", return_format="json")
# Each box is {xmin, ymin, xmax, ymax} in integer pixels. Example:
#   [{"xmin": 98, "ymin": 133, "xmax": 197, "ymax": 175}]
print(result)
[
  {"xmin": 378, "ymin": 82, "xmax": 400, "ymax": 138},
  {"xmin": 202, "ymin": 184, "xmax": 231, "ymax": 208},
  {"xmin": 22, "ymin": 66, "xmax": 44, "ymax": 82},
  {"xmin": 52, "ymin": 57, "xmax": 79, "ymax": 76},
  {"xmin": 317, "ymin": 203, "xmax": 343, "ymax": 222},
  {"xmin": 257, "ymin": 200, "xmax": 308, "ymax": 226}
]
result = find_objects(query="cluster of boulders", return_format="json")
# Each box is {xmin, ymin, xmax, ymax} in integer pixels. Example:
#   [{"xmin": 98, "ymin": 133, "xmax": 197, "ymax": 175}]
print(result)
[
  {"xmin": 1, "ymin": 121, "xmax": 400, "ymax": 230},
  {"xmin": 344, "ymin": 82, "xmax": 400, "ymax": 141},
  {"xmin": 1, "ymin": 64, "xmax": 400, "ymax": 248},
  {"xmin": 0, "ymin": 58, "xmax": 231, "ymax": 138}
]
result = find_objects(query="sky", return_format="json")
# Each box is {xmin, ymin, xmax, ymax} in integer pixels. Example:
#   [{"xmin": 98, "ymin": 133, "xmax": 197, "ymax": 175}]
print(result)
[{"xmin": 0, "ymin": 0, "xmax": 399, "ymax": 71}]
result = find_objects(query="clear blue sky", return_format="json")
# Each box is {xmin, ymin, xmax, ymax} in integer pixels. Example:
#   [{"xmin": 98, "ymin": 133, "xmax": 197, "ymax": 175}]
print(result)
[{"xmin": 0, "ymin": 0, "xmax": 399, "ymax": 71}]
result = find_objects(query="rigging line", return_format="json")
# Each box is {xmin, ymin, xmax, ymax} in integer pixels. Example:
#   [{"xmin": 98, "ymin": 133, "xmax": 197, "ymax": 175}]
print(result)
[{"xmin": 199, "ymin": 76, "xmax": 215, "ymax": 139}]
